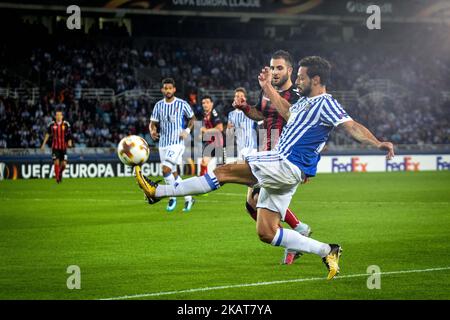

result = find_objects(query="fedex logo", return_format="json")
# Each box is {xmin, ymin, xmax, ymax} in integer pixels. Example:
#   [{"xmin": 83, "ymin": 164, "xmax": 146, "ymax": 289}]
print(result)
[
  {"xmin": 386, "ymin": 156, "xmax": 420, "ymax": 171},
  {"xmin": 436, "ymin": 156, "xmax": 450, "ymax": 170},
  {"xmin": 332, "ymin": 157, "xmax": 368, "ymax": 173}
]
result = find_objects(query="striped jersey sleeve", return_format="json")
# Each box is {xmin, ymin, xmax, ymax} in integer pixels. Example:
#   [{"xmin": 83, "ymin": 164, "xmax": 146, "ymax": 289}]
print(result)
[
  {"xmin": 228, "ymin": 111, "xmax": 236, "ymax": 127},
  {"xmin": 320, "ymin": 97, "xmax": 352, "ymax": 127},
  {"xmin": 182, "ymin": 101, "xmax": 194, "ymax": 119},
  {"xmin": 150, "ymin": 102, "xmax": 160, "ymax": 122}
]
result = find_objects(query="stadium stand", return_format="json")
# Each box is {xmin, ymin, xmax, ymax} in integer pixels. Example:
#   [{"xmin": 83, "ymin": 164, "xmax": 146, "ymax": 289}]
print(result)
[{"xmin": 0, "ymin": 15, "xmax": 449, "ymax": 150}]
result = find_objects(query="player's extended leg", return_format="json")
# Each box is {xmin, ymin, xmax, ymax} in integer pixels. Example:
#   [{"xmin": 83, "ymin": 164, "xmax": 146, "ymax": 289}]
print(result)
[
  {"xmin": 245, "ymin": 187, "xmax": 311, "ymax": 265},
  {"xmin": 281, "ymin": 207, "xmax": 312, "ymax": 265},
  {"xmin": 247, "ymin": 189, "xmax": 311, "ymax": 235},
  {"xmin": 256, "ymin": 207, "xmax": 342, "ymax": 280},
  {"xmin": 135, "ymin": 162, "xmax": 257, "ymax": 204}
]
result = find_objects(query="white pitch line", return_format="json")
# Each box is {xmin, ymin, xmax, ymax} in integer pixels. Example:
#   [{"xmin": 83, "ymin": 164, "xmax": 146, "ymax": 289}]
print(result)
[{"xmin": 99, "ymin": 266, "xmax": 450, "ymax": 300}]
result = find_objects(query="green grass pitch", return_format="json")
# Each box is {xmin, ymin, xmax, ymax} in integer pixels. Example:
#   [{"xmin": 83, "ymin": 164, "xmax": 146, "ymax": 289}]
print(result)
[{"xmin": 0, "ymin": 171, "xmax": 449, "ymax": 300}]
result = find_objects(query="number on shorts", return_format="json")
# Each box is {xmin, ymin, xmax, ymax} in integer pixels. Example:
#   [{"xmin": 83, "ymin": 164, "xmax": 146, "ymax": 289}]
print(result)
[{"xmin": 167, "ymin": 150, "xmax": 175, "ymax": 158}]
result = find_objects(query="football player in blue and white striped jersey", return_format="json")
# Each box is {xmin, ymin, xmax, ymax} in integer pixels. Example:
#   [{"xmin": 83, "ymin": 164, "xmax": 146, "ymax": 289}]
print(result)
[
  {"xmin": 136, "ymin": 56, "xmax": 394, "ymax": 280},
  {"xmin": 149, "ymin": 78, "xmax": 196, "ymax": 212},
  {"xmin": 226, "ymin": 88, "xmax": 258, "ymax": 160}
]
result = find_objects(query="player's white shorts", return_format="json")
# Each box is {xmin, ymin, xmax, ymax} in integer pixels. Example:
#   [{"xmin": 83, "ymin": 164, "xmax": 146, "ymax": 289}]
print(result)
[
  {"xmin": 245, "ymin": 150, "xmax": 305, "ymax": 220},
  {"xmin": 238, "ymin": 147, "xmax": 257, "ymax": 161},
  {"xmin": 159, "ymin": 144, "xmax": 185, "ymax": 171}
]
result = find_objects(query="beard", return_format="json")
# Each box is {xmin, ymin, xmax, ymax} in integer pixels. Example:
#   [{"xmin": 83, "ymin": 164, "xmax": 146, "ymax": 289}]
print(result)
[
  {"xmin": 298, "ymin": 84, "xmax": 311, "ymax": 97},
  {"xmin": 164, "ymin": 92, "xmax": 174, "ymax": 99},
  {"xmin": 272, "ymin": 73, "xmax": 289, "ymax": 89}
]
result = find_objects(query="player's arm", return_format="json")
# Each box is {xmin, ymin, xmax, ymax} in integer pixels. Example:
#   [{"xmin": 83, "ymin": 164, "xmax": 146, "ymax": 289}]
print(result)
[
  {"xmin": 149, "ymin": 121, "xmax": 160, "ymax": 141},
  {"xmin": 66, "ymin": 122, "xmax": 73, "ymax": 148},
  {"xmin": 240, "ymin": 105, "xmax": 265, "ymax": 121},
  {"xmin": 202, "ymin": 123, "xmax": 223, "ymax": 134},
  {"xmin": 225, "ymin": 116, "xmax": 234, "ymax": 140},
  {"xmin": 234, "ymin": 104, "xmax": 265, "ymax": 121},
  {"xmin": 201, "ymin": 121, "xmax": 224, "ymax": 142},
  {"xmin": 232, "ymin": 97, "xmax": 265, "ymax": 121},
  {"xmin": 41, "ymin": 123, "xmax": 52, "ymax": 150},
  {"xmin": 40, "ymin": 133, "xmax": 49, "ymax": 150},
  {"xmin": 67, "ymin": 130, "xmax": 73, "ymax": 147},
  {"xmin": 187, "ymin": 116, "xmax": 195, "ymax": 131},
  {"xmin": 149, "ymin": 104, "xmax": 161, "ymax": 141},
  {"xmin": 340, "ymin": 120, "xmax": 395, "ymax": 159},
  {"xmin": 258, "ymin": 66, "xmax": 291, "ymax": 121},
  {"xmin": 214, "ymin": 123, "xmax": 224, "ymax": 132},
  {"xmin": 180, "ymin": 116, "xmax": 196, "ymax": 139}
]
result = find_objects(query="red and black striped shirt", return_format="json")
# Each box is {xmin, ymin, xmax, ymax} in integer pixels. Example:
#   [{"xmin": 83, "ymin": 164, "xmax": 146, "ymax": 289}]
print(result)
[
  {"xmin": 256, "ymin": 85, "xmax": 300, "ymax": 150},
  {"xmin": 47, "ymin": 121, "xmax": 72, "ymax": 150},
  {"xmin": 203, "ymin": 108, "xmax": 223, "ymax": 147}
]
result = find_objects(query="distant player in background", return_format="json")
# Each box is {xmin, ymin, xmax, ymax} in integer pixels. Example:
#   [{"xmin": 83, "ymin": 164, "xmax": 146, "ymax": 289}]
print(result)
[
  {"xmin": 199, "ymin": 95, "xmax": 223, "ymax": 175},
  {"xmin": 150, "ymin": 78, "xmax": 196, "ymax": 212},
  {"xmin": 226, "ymin": 88, "xmax": 258, "ymax": 160},
  {"xmin": 232, "ymin": 50, "xmax": 311, "ymax": 264},
  {"xmin": 40, "ymin": 110, "xmax": 73, "ymax": 183}
]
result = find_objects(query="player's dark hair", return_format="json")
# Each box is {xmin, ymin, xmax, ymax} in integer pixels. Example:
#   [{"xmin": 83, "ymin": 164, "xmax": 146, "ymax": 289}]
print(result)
[
  {"xmin": 234, "ymin": 87, "xmax": 247, "ymax": 96},
  {"xmin": 162, "ymin": 78, "xmax": 176, "ymax": 87},
  {"xmin": 201, "ymin": 95, "xmax": 213, "ymax": 103},
  {"xmin": 271, "ymin": 50, "xmax": 294, "ymax": 68},
  {"xmin": 298, "ymin": 56, "xmax": 331, "ymax": 86}
]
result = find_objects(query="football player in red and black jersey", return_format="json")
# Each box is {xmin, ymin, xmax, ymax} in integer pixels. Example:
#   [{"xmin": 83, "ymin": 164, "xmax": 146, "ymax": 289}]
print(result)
[
  {"xmin": 199, "ymin": 95, "xmax": 223, "ymax": 176},
  {"xmin": 41, "ymin": 110, "xmax": 73, "ymax": 183},
  {"xmin": 233, "ymin": 50, "xmax": 312, "ymax": 265}
]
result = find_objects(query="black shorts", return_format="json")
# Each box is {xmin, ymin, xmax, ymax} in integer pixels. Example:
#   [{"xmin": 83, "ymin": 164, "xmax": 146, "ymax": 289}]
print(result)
[{"xmin": 52, "ymin": 149, "xmax": 68, "ymax": 162}]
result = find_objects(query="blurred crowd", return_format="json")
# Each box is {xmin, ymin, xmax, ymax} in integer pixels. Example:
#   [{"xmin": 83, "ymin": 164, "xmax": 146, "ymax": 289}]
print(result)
[{"xmin": 1, "ymin": 35, "xmax": 449, "ymax": 149}]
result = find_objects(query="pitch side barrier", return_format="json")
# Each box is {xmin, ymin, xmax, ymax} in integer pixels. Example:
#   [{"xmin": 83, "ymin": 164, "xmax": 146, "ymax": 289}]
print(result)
[
  {"xmin": 317, "ymin": 154, "xmax": 450, "ymax": 173},
  {"xmin": 0, "ymin": 151, "xmax": 449, "ymax": 180}
]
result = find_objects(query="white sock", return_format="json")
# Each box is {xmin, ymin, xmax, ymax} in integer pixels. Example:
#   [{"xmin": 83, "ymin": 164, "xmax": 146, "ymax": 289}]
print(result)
[
  {"xmin": 163, "ymin": 172, "xmax": 176, "ymax": 185},
  {"xmin": 294, "ymin": 222, "xmax": 310, "ymax": 235},
  {"xmin": 175, "ymin": 175, "xmax": 192, "ymax": 202},
  {"xmin": 271, "ymin": 228, "xmax": 331, "ymax": 258},
  {"xmin": 163, "ymin": 172, "xmax": 176, "ymax": 200},
  {"xmin": 156, "ymin": 172, "xmax": 220, "ymax": 198}
]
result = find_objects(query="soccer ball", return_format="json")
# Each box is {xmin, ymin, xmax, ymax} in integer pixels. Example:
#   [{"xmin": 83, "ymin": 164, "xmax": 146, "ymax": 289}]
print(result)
[{"xmin": 117, "ymin": 135, "xmax": 150, "ymax": 166}]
